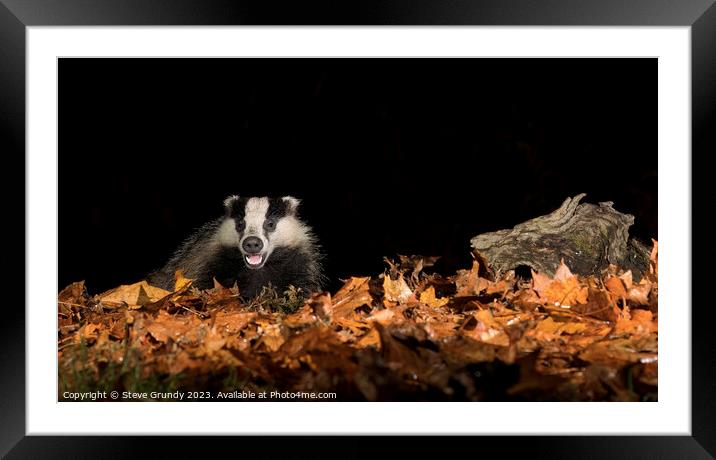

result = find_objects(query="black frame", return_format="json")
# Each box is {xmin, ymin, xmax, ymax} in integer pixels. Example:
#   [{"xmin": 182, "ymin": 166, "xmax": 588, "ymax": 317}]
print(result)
[{"xmin": 2, "ymin": 1, "xmax": 714, "ymax": 457}]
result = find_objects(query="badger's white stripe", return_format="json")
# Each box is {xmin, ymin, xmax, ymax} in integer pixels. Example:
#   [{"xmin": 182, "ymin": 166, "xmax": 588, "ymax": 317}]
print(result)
[{"xmin": 244, "ymin": 197, "xmax": 270, "ymax": 237}]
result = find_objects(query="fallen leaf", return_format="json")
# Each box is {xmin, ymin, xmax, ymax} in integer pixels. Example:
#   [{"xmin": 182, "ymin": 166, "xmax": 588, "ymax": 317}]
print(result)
[
  {"xmin": 214, "ymin": 311, "xmax": 257, "ymax": 334},
  {"xmin": 627, "ymin": 281, "xmax": 651, "ymax": 305},
  {"xmin": 330, "ymin": 277, "xmax": 373, "ymax": 319},
  {"xmin": 605, "ymin": 276, "xmax": 627, "ymax": 300},
  {"xmin": 531, "ymin": 317, "xmax": 589, "ymax": 342},
  {"xmin": 174, "ymin": 270, "xmax": 194, "ymax": 292},
  {"xmin": 282, "ymin": 305, "xmax": 317, "ymax": 328},
  {"xmin": 650, "ymin": 239, "xmax": 658, "ymax": 277},
  {"xmin": 367, "ymin": 308, "xmax": 397, "ymax": 325},
  {"xmin": 200, "ymin": 327, "xmax": 227, "ymax": 355},
  {"xmin": 146, "ymin": 310, "xmax": 203, "ymax": 343},
  {"xmin": 532, "ymin": 261, "xmax": 588, "ymax": 306},
  {"xmin": 422, "ymin": 319, "xmax": 460, "ymax": 341},
  {"xmin": 98, "ymin": 281, "xmax": 172, "ymax": 309},
  {"xmin": 398, "ymin": 254, "xmax": 441, "ymax": 281},
  {"xmin": 462, "ymin": 310, "xmax": 510, "ymax": 346},
  {"xmin": 579, "ymin": 336, "xmax": 657, "ymax": 365},
  {"xmin": 614, "ymin": 308, "xmax": 657, "ymax": 337},
  {"xmin": 455, "ymin": 261, "xmax": 489, "ymax": 296},
  {"xmin": 257, "ymin": 323, "xmax": 285, "ymax": 352},
  {"xmin": 419, "ymin": 286, "xmax": 449, "ymax": 308},
  {"xmin": 355, "ymin": 328, "xmax": 381, "ymax": 349},
  {"xmin": 619, "ymin": 271, "xmax": 633, "ymax": 290},
  {"xmin": 383, "ymin": 274, "xmax": 414, "ymax": 303},
  {"xmin": 75, "ymin": 323, "xmax": 100, "ymax": 344},
  {"xmin": 58, "ymin": 281, "xmax": 87, "ymax": 305}
]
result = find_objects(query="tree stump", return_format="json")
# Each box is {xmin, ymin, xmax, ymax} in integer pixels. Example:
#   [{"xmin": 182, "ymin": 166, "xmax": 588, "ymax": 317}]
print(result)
[{"xmin": 470, "ymin": 193, "xmax": 651, "ymax": 280}]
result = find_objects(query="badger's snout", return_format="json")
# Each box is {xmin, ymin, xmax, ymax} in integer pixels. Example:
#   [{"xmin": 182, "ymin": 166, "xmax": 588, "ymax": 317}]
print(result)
[
  {"xmin": 242, "ymin": 236, "xmax": 263, "ymax": 253},
  {"xmin": 241, "ymin": 236, "xmax": 266, "ymax": 268}
]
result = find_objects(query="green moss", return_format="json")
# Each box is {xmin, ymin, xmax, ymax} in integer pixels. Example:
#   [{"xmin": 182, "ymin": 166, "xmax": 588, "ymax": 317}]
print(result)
[
  {"xmin": 570, "ymin": 231, "xmax": 593, "ymax": 255},
  {"xmin": 246, "ymin": 284, "xmax": 307, "ymax": 313}
]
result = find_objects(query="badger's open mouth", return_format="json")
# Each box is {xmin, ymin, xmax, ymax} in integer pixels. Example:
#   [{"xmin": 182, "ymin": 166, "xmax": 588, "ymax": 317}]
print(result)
[{"xmin": 245, "ymin": 253, "xmax": 264, "ymax": 268}]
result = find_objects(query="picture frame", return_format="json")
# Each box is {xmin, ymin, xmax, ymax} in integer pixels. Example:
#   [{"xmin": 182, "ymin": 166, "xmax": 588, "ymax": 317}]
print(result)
[{"xmin": 3, "ymin": 0, "xmax": 713, "ymax": 456}]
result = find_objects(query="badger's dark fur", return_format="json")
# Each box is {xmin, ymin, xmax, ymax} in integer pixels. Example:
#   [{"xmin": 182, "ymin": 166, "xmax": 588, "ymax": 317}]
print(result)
[{"xmin": 147, "ymin": 196, "xmax": 324, "ymax": 298}]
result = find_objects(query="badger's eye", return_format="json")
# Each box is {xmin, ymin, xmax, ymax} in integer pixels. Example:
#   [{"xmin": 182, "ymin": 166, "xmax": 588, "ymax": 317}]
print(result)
[
  {"xmin": 264, "ymin": 219, "xmax": 276, "ymax": 231},
  {"xmin": 236, "ymin": 220, "xmax": 246, "ymax": 231}
]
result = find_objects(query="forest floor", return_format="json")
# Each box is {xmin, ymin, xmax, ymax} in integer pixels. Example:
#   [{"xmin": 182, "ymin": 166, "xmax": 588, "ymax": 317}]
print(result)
[{"xmin": 58, "ymin": 243, "xmax": 658, "ymax": 402}]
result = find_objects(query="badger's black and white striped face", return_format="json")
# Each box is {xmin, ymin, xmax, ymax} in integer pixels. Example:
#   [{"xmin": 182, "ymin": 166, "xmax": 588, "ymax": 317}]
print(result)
[{"xmin": 217, "ymin": 196, "xmax": 309, "ymax": 269}]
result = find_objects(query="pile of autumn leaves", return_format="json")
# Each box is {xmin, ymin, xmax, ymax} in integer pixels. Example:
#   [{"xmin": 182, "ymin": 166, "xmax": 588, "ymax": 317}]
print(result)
[{"xmin": 58, "ymin": 242, "xmax": 658, "ymax": 401}]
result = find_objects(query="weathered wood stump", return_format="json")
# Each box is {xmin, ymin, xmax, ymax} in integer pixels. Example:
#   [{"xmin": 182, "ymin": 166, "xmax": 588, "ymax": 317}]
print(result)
[{"xmin": 470, "ymin": 193, "xmax": 651, "ymax": 280}]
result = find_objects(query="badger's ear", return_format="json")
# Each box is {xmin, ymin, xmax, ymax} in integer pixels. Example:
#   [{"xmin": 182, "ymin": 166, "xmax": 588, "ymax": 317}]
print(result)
[
  {"xmin": 223, "ymin": 195, "xmax": 240, "ymax": 216},
  {"xmin": 282, "ymin": 196, "xmax": 300, "ymax": 214}
]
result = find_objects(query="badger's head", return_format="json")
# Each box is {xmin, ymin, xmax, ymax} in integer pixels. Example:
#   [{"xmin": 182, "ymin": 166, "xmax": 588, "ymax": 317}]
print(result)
[{"xmin": 218, "ymin": 196, "xmax": 310, "ymax": 270}]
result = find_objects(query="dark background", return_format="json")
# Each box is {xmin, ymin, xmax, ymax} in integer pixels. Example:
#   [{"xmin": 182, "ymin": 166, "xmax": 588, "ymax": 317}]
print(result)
[{"xmin": 59, "ymin": 58, "xmax": 657, "ymax": 294}]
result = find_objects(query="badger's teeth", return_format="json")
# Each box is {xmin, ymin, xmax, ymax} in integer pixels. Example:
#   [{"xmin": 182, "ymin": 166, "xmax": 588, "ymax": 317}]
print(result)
[{"xmin": 246, "ymin": 254, "xmax": 263, "ymax": 265}]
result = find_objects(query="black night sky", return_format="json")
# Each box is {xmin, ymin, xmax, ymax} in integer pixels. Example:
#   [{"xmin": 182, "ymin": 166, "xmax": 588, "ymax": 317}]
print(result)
[{"xmin": 59, "ymin": 58, "xmax": 657, "ymax": 293}]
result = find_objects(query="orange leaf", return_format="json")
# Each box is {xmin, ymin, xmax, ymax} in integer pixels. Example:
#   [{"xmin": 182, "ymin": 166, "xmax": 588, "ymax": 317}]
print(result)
[
  {"xmin": 455, "ymin": 261, "xmax": 489, "ymax": 296},
  {"xmin": 615, "ymin": 308, "xmax": 657, "ymax": 336},
  {"xmin": 532, "ymin": 317, "xmax": 588, "ymax": 341},
  {"xmin": 605, "ymin": 276, "xmax": 627, "ymax": 299},
  {"xmin": 214, "ymin": 311, "xmax": 257, "ymax": 334},
  {"xmin": 383, "ymin": 274, "xmax": 414, "ymax": 303},
  {"xmin": 258, "ymin": 323, "xmax": 285, "ymax": 352},
  {"xmin": 627, "ymin": 282, "xmax": 651, "ymax": 305},
  {"xmin": 355, "ymin": 328, "xmax": 381, "ymax": 349},
  {"xmin": 532, "ymin": 261, "xmax": 588, "ymax": 306},
  {"xmin": 618, "ymin": 271, "xmax": 633, "ymax": 290},
  {"xmin": 367, "ymin": 308, "xmax": 396, "ymax": 325},
  {"xmin": 419, "ymin": 286, "xmax": 449, "ymax": 308},
  {"xmin": 173, "ymin": 270, "xmax": 194, "ymax": 292},
  {"xmin": 330, "ymin": 277, "xmax": 373, "ymax": 319},
  {"xmin": 650, "ymin": 239, "xmax": 658, "ymax": 277},
  {"xmin": 463, "ymin": 310, "xmax": 510, "ymax": 346},
  {"xmin": 98, "ymin": 281, "xmax": 172, "ymax": 309}
]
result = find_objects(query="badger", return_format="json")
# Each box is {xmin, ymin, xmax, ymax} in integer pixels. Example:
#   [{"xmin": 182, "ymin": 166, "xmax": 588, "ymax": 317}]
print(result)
[{"xmin": 148, "ymin": 196, "xmax": 324, "ymax": 298}]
